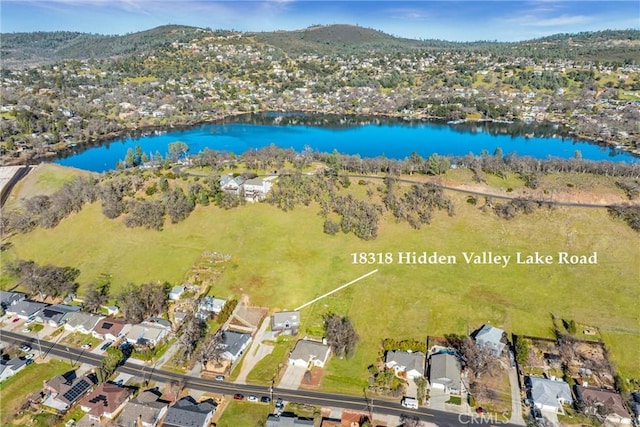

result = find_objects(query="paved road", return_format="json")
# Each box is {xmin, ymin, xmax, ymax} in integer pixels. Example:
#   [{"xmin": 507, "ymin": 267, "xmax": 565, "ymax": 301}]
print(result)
[{"xmin": 2, "ymin": 330, "xmax": 521, "ymax": 426}]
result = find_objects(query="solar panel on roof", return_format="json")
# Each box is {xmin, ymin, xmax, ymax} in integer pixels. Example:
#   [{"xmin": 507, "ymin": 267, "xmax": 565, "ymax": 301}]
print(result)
[
  {"xmin": 102, "ymin": 322, "xmax": 113, "ymax": 330},
  {"xmin": 62, "ymin": 379, "xmax": 91, "ymax": 402}
]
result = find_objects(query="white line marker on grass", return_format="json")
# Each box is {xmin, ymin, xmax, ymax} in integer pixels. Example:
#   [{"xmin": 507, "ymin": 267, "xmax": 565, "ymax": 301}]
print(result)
[{"xmin": 295, "ymin": 269, "xmax": 379, "ymax": 311}]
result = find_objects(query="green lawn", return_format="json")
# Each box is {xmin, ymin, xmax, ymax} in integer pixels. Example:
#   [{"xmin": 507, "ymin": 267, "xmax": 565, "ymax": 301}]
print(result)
[
  {"xmin": 245, "ymin": 337, "xmax": 295, "ymax": 385},
  {"xmin": 0, "ymin": 359, "xmax": 73, "ymax": 425},
  {"xmin": 6, "ymin": 174, "xmax": 640, "ymax": 395},
  {"xmin": 216, "ymin": 400, "xmax": 270, "ymax": 427}
]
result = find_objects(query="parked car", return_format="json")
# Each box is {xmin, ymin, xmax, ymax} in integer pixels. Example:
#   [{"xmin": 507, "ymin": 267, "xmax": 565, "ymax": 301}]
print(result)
[
  {"xmin": 26, "ymin": 317, "xmax": 36, "ymax": 324},
  {"xmin": 233, "ymin": 394, "xmax": 244, "ymax": 400},
  {"xmin": 22, "ymin": 328, "xmax": 31, "ymax": 333},
  {"xmin": 100, "ymin": 341, "xmax": 113, "ymax": 351},
  {"xmin": 81, "ymin": 343, "xmax": 92, "ymax": 350},
  {"xmin": 20, "ymin": 344, "xmax": 32, "ymax": 352},
  {"xmin": 12, "ymin": 317, "xmax": 20, "ymax": 323},
  {"xmin": 275, "ymin": 398, "xmax": 284, "ymax": 409},
  {"xmin": 247, "ymin": 395, "xmax": 258, "ymax": 402},
  {"xmin": 25, "ymin": 353, "xmax": 35, "ymax": 360},
  {"xmin": 260, "ymin": 396, "xmax": 271, "ymax": 404},
  {"xmin": 25, "ymin": 359, "xmax": 34, "ymax": 365},
  {"xmin": 214, "ymin": 375, "xmax": 225, "ymax": 381}
]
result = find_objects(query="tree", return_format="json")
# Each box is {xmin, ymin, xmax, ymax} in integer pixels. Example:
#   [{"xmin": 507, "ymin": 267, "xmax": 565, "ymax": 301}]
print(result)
[
  {"xmin": 168, "ymin": 141, "xmax": 189, "ymax": 161},
  {"xmin": 324, "ymin": 313, "xmax": 359, "ymax": 358},
  {"xmin": 198, "ymin": 331, "xmax": 225, "ymax": 368},
  {"xmin": 116, "ymin": 282, "xmax": 169, "ymax": 323},
  {"xmin": 84, "ymin": 277, "xmax": 110, "ymax": 313},
  {"xmin": 98, "ymin": 346, "xmax": 124, "ymax": 383},
  {"xmin": 175, "ymin": 312, "xmax": 206, "ymax": 365}
]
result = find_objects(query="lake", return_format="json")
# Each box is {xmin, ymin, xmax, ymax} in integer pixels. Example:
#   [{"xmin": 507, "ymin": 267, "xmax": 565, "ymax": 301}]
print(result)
[{"xmin": 55, "ymin": 114, "xmax": 637, "ymax": 172}]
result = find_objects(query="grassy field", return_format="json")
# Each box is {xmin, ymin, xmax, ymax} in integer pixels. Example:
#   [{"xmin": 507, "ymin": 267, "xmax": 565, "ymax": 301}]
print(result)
[
  {"xmin": 0, "ymin": 359, "xmax": 72, "ymax": 425},
  {"xmin": 3, "ymin": 163, "xmax": 94, "ymax": 209},
  {"xmin": 216, "ymin": 400, "xmax": 271, "ymax": 427},
  {"xmin": 4, "ymin": 167, "xmax": 639, "ymax": 395}
]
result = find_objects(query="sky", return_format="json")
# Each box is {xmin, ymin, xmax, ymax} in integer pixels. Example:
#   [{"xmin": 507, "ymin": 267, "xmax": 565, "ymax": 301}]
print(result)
[{"xmin": 1, "ymin": 0, "xmax": 638, "ymax": 42}]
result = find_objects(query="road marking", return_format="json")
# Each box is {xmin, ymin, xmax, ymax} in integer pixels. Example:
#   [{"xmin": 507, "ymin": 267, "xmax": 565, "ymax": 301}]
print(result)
[{"xmin": 295, "ymin": 269, "xmax": 378, "ymax": 311}]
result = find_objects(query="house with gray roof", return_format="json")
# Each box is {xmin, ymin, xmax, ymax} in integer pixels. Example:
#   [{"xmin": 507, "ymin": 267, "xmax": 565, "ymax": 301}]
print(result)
[
  {"xmin": 266, "ymin": 414, "xmax": 314, "ymax": 427},
  {"xmin": 428, "ymin": 353, "xmax": 462, "ymax": 395},
  {"xmin": 116, "ymin": 390, "xmax": 168, "ymax": 427},
  {"xmin": 6, "ymin": 300, "xmax": 48, "ymax": 319},
  {"xmin": 162, "ymin": 396, "xmax": 216, "ymax": 427},
  {"xmin": 0, "ymin": 357, "xmax": 28, "ymax": 382},
  {"xmin": 271, "ymin": 310, "xmax": 300, "ymax": 335},
  {"xmin": 0, "ymin": 290, "xmax": 25, "ymax": 309},
  {"xmin": 196, "ymin": 297, "xmax": 226, "ymax": 320},
  {"xmin": 289, "ymin": 340, "xmax": 331, "ymax": 368},
  {"xmin": 526, "ymin": 376, "xmax": 573, "ymax": 413},
  {"xmin": 385, "ymin": 350, "xmax": 425, "ymax": 380},
  {"xmin": 220, "ymin": 175, "xmax": 245, "ymax": 196},
  {"xmin": 126, "ymin": 320, "xmax": 171, "ymax": 347},
  {"xmin": 474, "ymin": 324, "xmax": 506, "ymax": 357},
  {"xmin": 63, "ymin": 312, "xmax": 105, "ymax": 334},
  {"xmin": 36, "ymin": 304, "xmax": 81, "ymax": 327},
  {"xmin": 220, "ymin": 330, "xmax": 251, "ymax": 362}
]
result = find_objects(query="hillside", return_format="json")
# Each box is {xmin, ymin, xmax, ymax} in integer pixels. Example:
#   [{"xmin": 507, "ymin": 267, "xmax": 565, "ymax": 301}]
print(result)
[
  {"xmin": 2, "ymin": 24, "xmax": 639, "ymax": 68},
  {"xmin": 250, "ymin": 24, "xmax": 426, "ymax": 55},
  {"xmin": 0, "ymin": 25, "xmax": 207, "ymax": 68}
]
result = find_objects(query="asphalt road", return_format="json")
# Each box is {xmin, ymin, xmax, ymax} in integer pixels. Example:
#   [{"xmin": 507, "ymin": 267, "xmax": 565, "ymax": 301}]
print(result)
[{"xmin": 1, "ymin": 330, "xmax": 519, "ymax": 426}]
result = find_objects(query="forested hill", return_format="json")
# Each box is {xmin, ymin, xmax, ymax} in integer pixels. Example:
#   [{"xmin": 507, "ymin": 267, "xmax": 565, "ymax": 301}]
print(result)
[
  {"xmin": 1, "ymin": 24, "xmax": 639, "ymax": 68},
  {"xmin": 0, "ymin": 25, "xmax": 207, "ymax": 68}
]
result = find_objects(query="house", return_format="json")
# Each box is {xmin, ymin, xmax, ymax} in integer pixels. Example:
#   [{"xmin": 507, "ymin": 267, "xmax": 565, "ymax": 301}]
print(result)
[
  {"xmin": 575, "ymin": 386, "xmax": 632, "ymax": 425},
  {"xmin": 527, "ymin": 376, "xmax": 573, "ymax": 413},
  {"xmin": 6, "ymin": 300, "xmax": 48, "ymax": 319},
  {"xmin": 0, "ymin": 357, "xmax": 28, "ymax": 382},
  {"xmin": 243, "ymin": 177, "xmax": 273, "ymax": 201},
  {"xmin": 220, "ymin": 175, "xmax": 245, "ymax": 196},
  {"xmin": 93, "ymin": 318, "xmax": 130, "ymax": 341},
  {"xmin": 271, "ymin": 311, "xmax": 300, "ymax": 335},
  {"xmin": 219, "ymin": 330, "xmax": 252, "ymax": 362},
  {"xmin": 266, "ymin": 414, "xmax": 314, "ymax": 426},
  {"xmin": 126, "ymin": 319, "xmax": 171, "ymax": 347},
  {"xmin": 289, "ymin": 340, "xmax": 331, "ymax": 368},
  {"xmin": 162, "ymin": 396, "xmax": 216, "ymax": 427},
  {"xmin": 35, "ymin": 304, "xmax": 81, "ymax": 327},
  {"xmin": 116, "ymin": 389, "xmax": 168, "ymax": 427},
  {"xmin": 80, "ymin": 383, "xmax": 132, "ymax": 421},
  {"xmin": 0, "ymin": 290, "xmax": 25, "ymax": 309},
  {"xmin": 169, "ymin": 286, "xmax": 186, "ymax": 301},
  {"xmin": 385, "ymin": 350, "xmax": 426, "ymax": 380},
  {"xmin": 43, "ymin": 371, "xmax": 97, "ymax": 412},
  {"xmin": 63, "ymin": 312, "xmax": 105, "ymax": 334},
  {"xmin": 196, "ymin": 297, "xmax": 226, "ymax": 320},
  {"xmin": 428, "ymin": 353, "xmax": 462, "ymax": 395},
  {"xmin": 632, "ymin": 393, "xmax": 640, "ymax": 424},
  {"xmin": 474, "ymin": 324, "xmax": 506, "ymax": 356}
]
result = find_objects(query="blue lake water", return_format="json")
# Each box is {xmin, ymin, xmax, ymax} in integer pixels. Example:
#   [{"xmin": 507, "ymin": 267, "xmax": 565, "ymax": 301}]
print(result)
[{"xmin": 55, "ymin": 117, "xmax": 637, "ymax": 172}]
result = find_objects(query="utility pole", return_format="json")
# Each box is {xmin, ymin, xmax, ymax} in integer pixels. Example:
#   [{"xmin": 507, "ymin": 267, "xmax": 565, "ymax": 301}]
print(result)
[{"xmin": 34, "ymin": 331, "xmax": 43, "ymax": 358}]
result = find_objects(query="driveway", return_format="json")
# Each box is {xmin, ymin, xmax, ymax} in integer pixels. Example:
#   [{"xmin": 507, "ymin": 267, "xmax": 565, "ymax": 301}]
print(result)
[
  {"xmin": 235, "ymin": 317, "xmax": 274, "ymax": 384},
  {"xmin": 507, "ymin": 367, "xmax": 526, "ymax": 425},
  {"xmin": 279, "ymin": 364, "xmax": 306, "ymax": 390}
]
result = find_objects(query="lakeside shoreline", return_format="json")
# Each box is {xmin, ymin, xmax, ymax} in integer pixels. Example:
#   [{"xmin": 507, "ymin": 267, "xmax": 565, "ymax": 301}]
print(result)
[{"xmin": 2, "ymin": 109, "xmax": 637, "ymax": 168}]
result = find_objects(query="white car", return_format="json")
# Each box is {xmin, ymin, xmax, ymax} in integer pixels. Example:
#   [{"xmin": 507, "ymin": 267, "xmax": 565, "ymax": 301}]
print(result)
[
  {"xmin": 20, "ymin": 345, "xmax": 32, "ymax": 352},
  {"xmin": 22, "ymin": 328, "xmax": 31, "ymax": 333},
  {"xmin": 247, "ymin": 395, "xmax": 258, "ymax": 402},
  {"xmin": 81, "ymin": 343, "xmax": 92, "ymax": 350},
  {"xmin": 25, "ymin": 353, "xmax": 35, "ymax": 360}
]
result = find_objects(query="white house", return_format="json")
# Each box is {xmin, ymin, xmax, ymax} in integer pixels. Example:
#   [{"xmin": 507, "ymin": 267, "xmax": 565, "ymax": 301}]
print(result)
[
  {"xmin": 243, "ymin": 177, "xmax": 274, "ymax": 202},
  {"xmin": 429, "ymin": 353, "xmax": 462, "ymax": 395},
  {"xmin": 385, "ymin": 351, "xmax": 425, "ymax": 380},
  {"xmin": 64, "ymin": 312, "xmax": 105, "ymax": 334},
  {"xmin": 474, "ymin": 324, "xmax": 506, "ymax": 356},
  {"xmin": 289, "ymin": 340, "xmax": 331, "ymax": 368},
  {"xmin": 527, "ymin": 376, "xmax": 573, "ymax": 413},
  {"xmin": 220, "ymin": 175, "xmax": 245, "ymax": 196},
  {"xmin": 169, "ymin": 285, "xmax": 186, "ymax": 301},
  {"xmin": 0, "ymin": 357, "xmax": 28, "ymax": 382}
]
